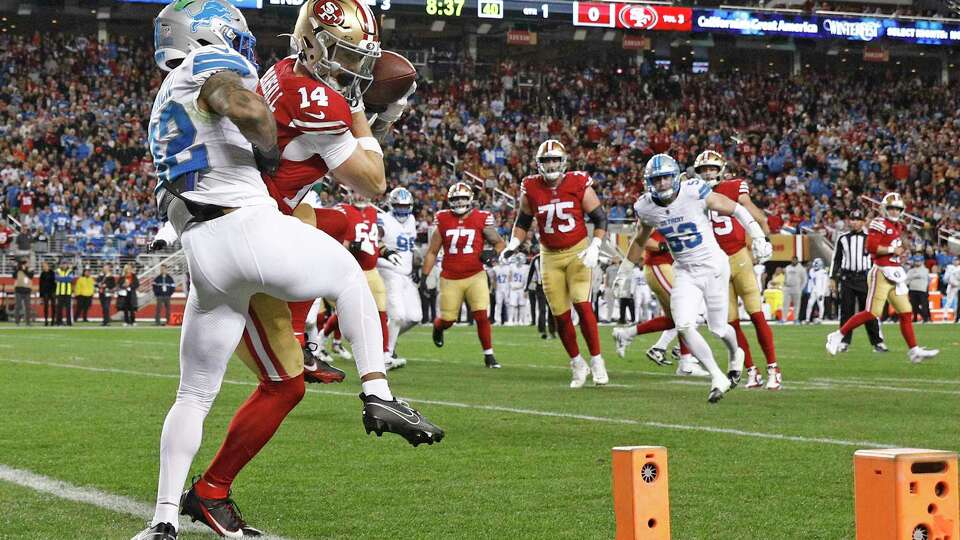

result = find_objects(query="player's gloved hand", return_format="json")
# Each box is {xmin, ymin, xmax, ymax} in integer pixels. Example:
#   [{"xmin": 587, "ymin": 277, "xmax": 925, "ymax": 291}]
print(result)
[
  {"xmin": 382, "ymin": 247, "xmax": 403, "ymax": 267},
  {"xmin": 613, "ymin": 259, "xmax": 635, "ymax": 298},
  {"xmin": 149, "ymin": 239, "xmax": 167, "ymax": 252},
  {"xmin": 411, "ymin": 270, "xmax": 421, "ymax": 284},
  {"xmin": 348, "ymin": 92, "xmax": 365, "ymax": 115},
  {"xmin": 359, "ymin": 238, "xmax": 376, "ymax": 256},
  {"xmin": 577, "ymin": 237, "xmax": 602, "ymax": 269},
  {"xmin": 378, "ymin": 82, "xmax": 417, "ymax": 125},
  {"xmin": 751, "ymin": 237, "xmax": 773, "ymax": 263},
  {"xmin": 253, "ymin": 144, "xmax": 281, "ymax": 176},
  {"xmin": 500, "ymin": 236, "xmax": 521, "ymax": 264},
  {"xmin": 658, "ymin": 241, "xmax": 669, "ymax": 253}
]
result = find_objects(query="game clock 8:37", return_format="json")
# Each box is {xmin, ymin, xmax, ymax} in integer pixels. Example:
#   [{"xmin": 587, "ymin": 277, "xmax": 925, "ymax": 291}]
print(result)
[{"xmin": 425, "ymin": 0, "xmax": 465, "ymax": 16}]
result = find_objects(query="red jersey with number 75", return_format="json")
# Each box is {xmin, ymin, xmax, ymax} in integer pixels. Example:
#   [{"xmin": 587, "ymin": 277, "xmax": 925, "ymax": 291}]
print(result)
[
  {"xmin": 709, "ymin": 178, "xmax": 750, "ymax": 256},
  {"xmin": 434, "ymin": 208, "xmax": 494, "ymax": 279},
  {"xmin": 521, "ymin": 172, "xmax": 591, "ymax": 251},
  {"xmin": 338, "ymin": 203, "xmax": 380, "ymax": 271},
  {"xmin": 257, "ymin": 56, "xmax": 354, "ymax": 214}
]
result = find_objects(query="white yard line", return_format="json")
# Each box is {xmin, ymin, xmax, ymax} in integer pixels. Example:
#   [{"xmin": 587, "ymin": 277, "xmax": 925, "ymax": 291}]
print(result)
[
  {"xmin": 0, "ymin": 358, "xmax": 905, "ymax": 449},
  {"xmin": 0, "ymin": 464, "xmax": 290, "ymax": 540},
  {"xmin": 814, "ymin": 376, "xmax": 960, "ymax": 386}
]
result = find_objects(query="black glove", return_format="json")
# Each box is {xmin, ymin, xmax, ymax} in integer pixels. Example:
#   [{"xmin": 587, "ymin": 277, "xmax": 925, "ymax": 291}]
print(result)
[
  {"xmin": 349, "ymin": 241, "xmax": 363, "ymax": 255},
  {"xmin": 658, "ymin": 241, "xmax": 669, "ymax": 253},
  {"xmin": 411, "ymin": 271, "xmax": 421, "ymax": 284},
  {"xmin": 481, "ymin": 250, "xmax": 498, "ymax": 267},
  {"xmin": 149, "ymin": 239, "xmax": 168, "ymax": 252},
  {"xmin": 253, "ymin": 144, "xmax": 281, "ymax": 176}
]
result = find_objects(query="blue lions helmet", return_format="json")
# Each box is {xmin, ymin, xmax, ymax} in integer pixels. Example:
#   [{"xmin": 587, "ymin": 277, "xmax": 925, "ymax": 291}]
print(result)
[
  {"xmin": 389, "ymin": 187, "xmax": 414, "ymax": 219},
  {"xmin": 644, "ymin": 153, "xmax": 681, "ymax": 203},
  {"xmin": 813, "ymin": 258, "xmax": 823, "ymax": 270},
  {"xmin": 154, "ymin": 0, "xmax": 258, "ymax": 72}
]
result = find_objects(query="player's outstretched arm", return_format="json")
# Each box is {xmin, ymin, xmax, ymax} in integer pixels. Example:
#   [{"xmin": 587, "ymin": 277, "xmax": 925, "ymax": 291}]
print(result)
[
  {"xmin": 198, "ymin": 70, "xmax": 278, "ymax": 161},
  {"xmin": 707, "ymin": 192, "xmax": 772, "ymax": 262},
  {"xmin": 329, "ymin": 111, "xmax": 386, "ymax": 199},
  {"xmin": 420, "ymin": 228, "xmax": 443, "ymax": 279},
  {"xmin": 483, "ymin": 226, "xmax": 506, "ymax": 254},
  {"xmin": 502, "ymin": 193, "xmax": 532, "ymax": 261},
  {"xmin": 737, "ymin": 193, "xmax": 771, "ymax": 236}
]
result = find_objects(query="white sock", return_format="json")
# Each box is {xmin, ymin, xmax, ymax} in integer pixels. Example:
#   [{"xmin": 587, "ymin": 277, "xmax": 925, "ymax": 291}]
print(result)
[
  {"xmin": 715, "ymin": 324, "xmax": 739, "ymax": 358},
  {"xmin": 362, "ymin": 378, "xmax": 393, "ymax": 401},
  {"xmin": 387, "ymin": 318, "xmax": 401, "ymax": 355},
  {"xmin": 590, "ymin": 354, "xmax": 604, "ymax": 365},
  {"xmin": 653, "ymin": 328, "xmax": 677, "ymax": 350},
  {"xmin": 483, "ymin": 348, "xmax": 494, "ymax": 355},
  {"xmin": 151, "ymin": 400, "xmax": 207, "ymax": 530},
  {"xmin": 335, "ymin": 275, "xmax": 387, "ymax": 377},
  {"xmin": 571, "ymin": 354, "xmax": 585, "ymax": 365},
  {"xmin": 622, "ymin": 325, "xmax": 639, "ymax": 338},
  {"xmin": 678, "ymin": 328, "xmax": 725, "ymax": 381}
]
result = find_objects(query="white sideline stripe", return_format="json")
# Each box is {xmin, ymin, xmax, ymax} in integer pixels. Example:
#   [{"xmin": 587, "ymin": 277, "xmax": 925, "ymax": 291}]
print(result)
[
  {"xmin": 0, "ymin": 358, "xmax": 900, "ymax": 449},
  {"xmin": 0, "ymin": 464, "xmax": 291, "ymax": 540},
  {"xmin": 815, "ymin": 376, "xmax": 960, "ymax": 386}
]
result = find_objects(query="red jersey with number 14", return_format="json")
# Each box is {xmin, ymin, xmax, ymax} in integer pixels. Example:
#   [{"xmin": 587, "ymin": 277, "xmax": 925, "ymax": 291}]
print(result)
[
  {"xmin": 710, "ymin": 179, "xmax": 750, "ymax": 256},
  {"xmin": 521, "ymin": 171, "xmax": 592, "ymax": 251},
  {"xmin": 867, "ymin": 217, "xmax": 903, "ymax": 267},
  {"xmin": 434, "ymin": 208, "xmax": 493, "ymax": 279},
  {"xmin": 338, "ymin": 203, "xmax": 380, "ymax": 270}
]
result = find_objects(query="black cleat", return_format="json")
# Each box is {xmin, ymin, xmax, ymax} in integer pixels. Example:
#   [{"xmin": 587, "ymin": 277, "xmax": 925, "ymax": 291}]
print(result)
[
  {"xmin": 646, "ymin": 347, "xmax": 672, "ymax": 367},
  {"xmin": 708, "ymin": 387, "xmax": 725, "ymax": 404},
  {"xmin": 131, "ymin": 522, "xmax": 177, "ymax": 540},
  {"xmin": 874, "ymin": 342, "xmax": 889, "ymax": 353},
  {"xmin": 303, "ymin": 345, "xmax": 346, "ymax": 384},
  {"xmin": 727, "ymin": 370, "xmax": 742, "ymax": 388},
  {"xmin": 180, "ymin": 481, "xmax": 262, "ymax": 538},
  {"xmin": 360, "ymin": 393, "xmax": 445, "ymax": 447},
  {"xmin": 484, "ymin": 354, "xmax": 501, "ymax": 369},
  {"xmin": 432, "ymin": 324, "xmax": 444, "ymax": 347},
  {"xmin": 671, "ymin": 345, "xmax": 681, "ymax": 362}
]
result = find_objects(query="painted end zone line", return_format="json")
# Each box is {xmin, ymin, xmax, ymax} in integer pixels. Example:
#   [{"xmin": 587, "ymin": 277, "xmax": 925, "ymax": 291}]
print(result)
[
  {"xmin": 0, "ymin": 464, "xmax": 291, "ymax": 540},
  {"xmin": 1, "ymin": 357, "xmax": 900, "ymax": 449}
]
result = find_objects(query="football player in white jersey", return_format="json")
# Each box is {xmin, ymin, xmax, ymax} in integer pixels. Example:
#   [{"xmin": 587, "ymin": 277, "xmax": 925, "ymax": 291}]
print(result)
[
  {"xmin": 134, "ymin": 3, "xmax": 442, "ymax": 539},
  {"xmin": 612, "ymin": 154, "xmax": 769, "ymax": 403},
  {"xmin": 509, "ymin": 254, "xmax": 529, "ymax": 325},
  {"xmin": 493, "ymin": 259, "xmax": 512, "ymax": 324},
  {"xmin": 377, "ymin": 187, "xmax": 421, "ymax": 366}
]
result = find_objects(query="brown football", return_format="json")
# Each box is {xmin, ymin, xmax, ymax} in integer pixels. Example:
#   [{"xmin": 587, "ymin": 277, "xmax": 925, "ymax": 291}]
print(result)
[{"xmin": 365, "ymin": 50, "xmax": 416, "ymax": 107}]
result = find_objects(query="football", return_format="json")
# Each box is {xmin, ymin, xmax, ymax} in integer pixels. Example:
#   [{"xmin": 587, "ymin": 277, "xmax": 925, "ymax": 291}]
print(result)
[{"xmin": 365, "ymin": 50, "xmax": 416, "ymax": 107}]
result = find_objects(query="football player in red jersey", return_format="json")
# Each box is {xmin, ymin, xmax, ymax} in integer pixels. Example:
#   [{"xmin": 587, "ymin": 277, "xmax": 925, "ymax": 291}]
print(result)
[
  {"xmin": 826, "ymin": 193, "xmax": 939, "ymax": 363},
  {"xmin": 422, "ymin": 182, "xmax": 506, "ymax": 368},
  {"xmin": 695, "ymin": 151, "xmax": 780, "ymax": 389},
  {"xmin": 180, "ymin": 2, "xmax": 442, "ymax": 535},
  {"xmin": 502, "ymin": 140, "xmax": 609, "ymax": 388}
]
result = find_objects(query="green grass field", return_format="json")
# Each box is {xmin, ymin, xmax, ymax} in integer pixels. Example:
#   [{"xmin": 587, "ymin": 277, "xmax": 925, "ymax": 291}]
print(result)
[{"xmin": 0, "ymin": 322, "xmax": 957, "ymax": 539}]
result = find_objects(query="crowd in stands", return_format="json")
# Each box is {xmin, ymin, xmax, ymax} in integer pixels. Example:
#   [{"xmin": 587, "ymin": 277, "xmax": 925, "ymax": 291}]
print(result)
[{"xmin": 1, "ymin": 32, "xmax": 958, "ymax": 271}]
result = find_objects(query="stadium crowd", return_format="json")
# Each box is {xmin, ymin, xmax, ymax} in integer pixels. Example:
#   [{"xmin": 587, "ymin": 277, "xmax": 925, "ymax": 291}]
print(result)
[{"xmin": 0, "ymin": 32, "xmax": 958, "ymax": 269}]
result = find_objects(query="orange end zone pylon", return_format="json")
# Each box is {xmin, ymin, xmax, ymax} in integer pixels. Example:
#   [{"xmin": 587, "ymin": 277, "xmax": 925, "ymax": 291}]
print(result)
[
  {"xmin": 611, "ymin": 446, "xmax": 671, "ymax": 540},
  {"xmin": 854, "ymin": 448, "xmax": 959, "ymax": 540}
]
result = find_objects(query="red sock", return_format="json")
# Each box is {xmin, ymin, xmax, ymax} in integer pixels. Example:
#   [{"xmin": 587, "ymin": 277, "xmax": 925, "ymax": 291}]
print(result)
[
  {"xmin": 322, "ymin": 313, "xmax": 338, "ymax": 337},
  {"xmin": 899, "ymin": 314, "xmax": 917, "ymax": 348},
  {"xmin": 635, "ymin": 316, "xmax": 675, "ymax": 335},
  {"xmin": 555, "ymin": 310, "xmax": 580, "ymax": 358},
  {"xmin": 679, "ymin": 337, "xmax": 690, "ymax": 357},
  {"xmin": 198, "ymin": 375, "xmax": 306, "ymax": 499},
  {"xmin": 379, "ymin": 311, "xmax": 389, "ymax": 352},
  {"xmin": 573, "ymin": 302, "xmax": 601, "ymax": 357},
  {"xmin": 473, "ymin": 310, "xmax": 493, "ymax": 351},
  {"xmin": 749, "ymin": 312, "xmax": 777, "ymax": 366},
  {"xmin": 288, "ymin": 301, "xmax": 312, "ymax": 347},
  {"xmin": 731, "ymin": 320, "xmax": 754, "ymax": 370},
  {"xmin": 333, "ymin": 326, "xmax": 342, "ymax": 340},
  {"xmin": 433, "ymin": 318, "xmax": 454, "ymax": 331},
  {"xmin": 840, "ymin": 310, "xmax": 875, "ymax": 336},
  {"xmin": 316, "ymin": 309, "xmax": 327, "ymax": 329}
]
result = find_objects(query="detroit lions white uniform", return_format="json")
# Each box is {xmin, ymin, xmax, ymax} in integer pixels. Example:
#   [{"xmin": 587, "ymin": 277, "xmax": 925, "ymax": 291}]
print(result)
[
  {"xmin": 632, "ymin": 267, "xmax": 653, "ymax": 322},
  {"xmin": 633, "ymin": 178, "xmax": 731, "ymax": 331},
  {"xmin": 509, "ymin": 262, "xmax": 529, "ymax": 325},
  {"xmin": 493, "ymin": 263, "xmax": 511, "ymax": 324},
  {"xmin": 377, "ymin": 210, "xmax": 422, "ymax": 354}
]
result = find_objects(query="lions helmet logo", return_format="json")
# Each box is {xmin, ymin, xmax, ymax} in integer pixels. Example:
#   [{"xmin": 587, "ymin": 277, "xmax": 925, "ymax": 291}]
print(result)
[
  {"xmin": 314, "ymin": 0, "xmax": 347, "ymax": 27},
  {"xmin": 188, "ymin": 0, "xmax": 234, "ymax": 33}
]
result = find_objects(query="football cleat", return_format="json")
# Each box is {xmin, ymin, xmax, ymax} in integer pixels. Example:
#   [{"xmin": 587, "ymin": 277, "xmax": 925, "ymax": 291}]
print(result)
[
  {"xmin": 908, "ymin": 346, "xmax": 939, "ymax": 364},
  {"xmin": 645, "ymin": 347, "xmax": 672, "ymax": 367},
  {"xmin": 825, "ymin": 330, "xmax": 844, "ymax": 355},
  {"xmin": 670, "ymin": 345, "xmax": 681, "ymax": 362},
  {"xmin": 765, "ymin": 365, "xmax": 782, "ymax": 390},
  {"xmin": 837, "ymin": 342, "xmax": 849, "ymax": 353},
  {"xmin": 331, "ymin": 340, "xmax": 353, "ymax": 360},
  {"xmin": 874, "ymin": 342, "xmax": 889, "ymax": 353},
  {"xmin": 590, "ymin": 356, "xmax": 609, "ymax": 386},
  {"xmin": 708, "ymin": 377, "xmax": 732, "ymax": 404},
  {"xmin": 302, "ymin": 345, "xmax": 346, "ymax": 384},
  {"xmin": 727, "ymin": 348, "xmax": 745, "ymax": 387},
  {"xmin": 385, "ymin": 355, "xmax": 407, "ymax": 371},
  {"xmin": 744, "ymin": 366, "xmax": 764, "ymax": 389},
  {"xmin": 180, "ymin": 481, "xmax": 262, "ymax": 538},
  {"xmin": 611, "ymin": 327, "xmax": 633, "ymax": 358},
  {"xmin": 569, "ymin": 357, "xmax": 589, "ymax": 388},
  {"xmin": 131, "ymin": 522, "xmax": 177, "ymax": 540},
  {"xmin": 675, "ymin": 358, "xmax": 711, "ymax": 377},
  {"xmin": 432, "ymin": 324, "xmax": 444, "ymax": 348},
  {"xmin": 484, "ymin": 354, "xmax": 501, "ymax": 369},
  {"xmin": 360, "ymin": 393, "xmax": 444, "ymax": 446}
]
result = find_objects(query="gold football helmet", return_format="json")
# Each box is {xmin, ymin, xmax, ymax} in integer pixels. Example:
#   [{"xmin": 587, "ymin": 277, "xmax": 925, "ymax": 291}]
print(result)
[
  {"xmin": 535, "ymin": 139, "xmax": 567, "ymax": 184},
  {"xmin": 291, "ymin": 0, "xmax": 381, "ymax": 103},
  {"xmin": 881, "ymin": 192, "xmax": 905, "ymax": 222},
  {"xmin": 447, "ymin": 182, "xmax": 474, "ymax": 215},
  {"xmin": 693, "ymin": 150, "xmax": 726, "ymax": 187}
]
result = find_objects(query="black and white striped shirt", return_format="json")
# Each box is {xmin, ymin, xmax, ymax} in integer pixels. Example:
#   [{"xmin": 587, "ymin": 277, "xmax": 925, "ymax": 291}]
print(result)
[{"xmin": 830, "ymin": 230, "xmax": 871, "ymax": 278}]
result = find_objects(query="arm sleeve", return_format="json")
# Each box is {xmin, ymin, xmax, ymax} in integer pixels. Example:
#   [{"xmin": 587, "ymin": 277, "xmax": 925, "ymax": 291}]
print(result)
[{"xmin": 731, "ymin": 203, "xmax": 765, "ymax": 239}]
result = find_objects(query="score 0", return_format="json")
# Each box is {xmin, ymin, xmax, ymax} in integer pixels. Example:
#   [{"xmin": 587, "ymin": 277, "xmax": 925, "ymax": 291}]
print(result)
[{"xmin": 573, "ymin": 1, "xmax": 615, "ymax": 27}]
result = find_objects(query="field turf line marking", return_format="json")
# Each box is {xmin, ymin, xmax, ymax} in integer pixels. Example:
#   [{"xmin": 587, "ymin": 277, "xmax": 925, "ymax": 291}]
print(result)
[
  {"xmin": 0, "ymin": 464, "xmax": 291, "ymax": 539},
  {"xmin": 0, "ymin": 358, "xmax": 900, "ymax": 449}
]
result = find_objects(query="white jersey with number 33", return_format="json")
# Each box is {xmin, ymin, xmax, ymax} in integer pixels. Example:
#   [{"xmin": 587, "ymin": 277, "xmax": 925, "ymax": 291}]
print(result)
[{"xmin": 633, "ymin": 178, "xmax": 725, "ymax": 270}]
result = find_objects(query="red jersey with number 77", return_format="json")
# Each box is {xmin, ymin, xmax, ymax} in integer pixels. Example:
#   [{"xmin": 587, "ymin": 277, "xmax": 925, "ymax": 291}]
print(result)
[
  {"xmin": 521, "ymin": 171, "xmax": 591, "ymax": 251},
  {"xmin": 434, "ymin": 208, "xmax": 494, "ymax": 279},
  {"xmin": 338, "ymin": 203, "xmax": 380, "ymax": 271},
  {"xmin": 710, "ymin": 178, "xmax": 750, "ymax": 256}
]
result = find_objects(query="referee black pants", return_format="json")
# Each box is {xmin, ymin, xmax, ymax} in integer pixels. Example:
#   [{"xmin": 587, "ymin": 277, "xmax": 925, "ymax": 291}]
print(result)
[{"xmin": 839, "ymin": 281, "xmax": 882, "ymax": 346}]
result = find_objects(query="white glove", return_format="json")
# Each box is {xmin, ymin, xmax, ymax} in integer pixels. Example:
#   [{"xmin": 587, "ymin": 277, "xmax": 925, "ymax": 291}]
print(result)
[
  {"xmin": 612, "ymin": 259, "xmax": 635, "ymax": 298},
  {"xmin": 500, "ymin": 236, "xmax": 521, "ymax": 264},
  {"xmin": 577, "ymin": 237, "xmax": 602, "ymax": 269},
  {"xmin": 752, "ymin": 237, "xmax": 773, "ymax": 263},
  {"xmin": 349, "ymin": 93, "xmax": 365, "ymax": 115},
  {"xmin": 378, "ymin": 81, "xmax": 417, "ymax": 125}
]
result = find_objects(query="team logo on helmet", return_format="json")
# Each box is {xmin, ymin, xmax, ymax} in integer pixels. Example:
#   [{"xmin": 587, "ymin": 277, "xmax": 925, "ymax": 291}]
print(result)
[
  {"xmin": 314, "ymin": 0, "xmax": 346, "ymax": 27},
  {"xmin": 189, "ymin": 0, "xmax": 233, "ymax": 32}
]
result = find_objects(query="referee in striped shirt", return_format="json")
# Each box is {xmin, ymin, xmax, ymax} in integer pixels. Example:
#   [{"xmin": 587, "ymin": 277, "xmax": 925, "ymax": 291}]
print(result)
[{"xmin": 830, "ymin": 210, "xmax": 886, "ymax": 352}]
